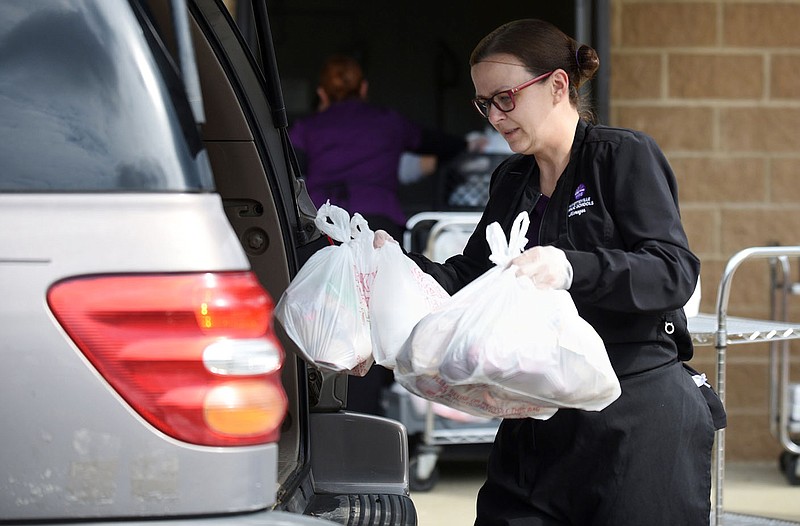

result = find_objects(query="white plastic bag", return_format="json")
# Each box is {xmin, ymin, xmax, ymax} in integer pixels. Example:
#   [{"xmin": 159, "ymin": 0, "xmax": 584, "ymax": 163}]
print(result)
[
  {"xmin": 348, "ymin": 211, "xmax": 378, "ymax": 331},
  {"xmin": 274, "ymin": 202, "xmax": 375, "ymax": 376},
  {"xmin": 683, "ymin": 276, "xmax": 701, "ymax": 317},
  {"xmin": 369, "ymin": 241, "xmax": 450, "ymax": 369},
  {"xmin": 394, "ymin": 212, "xmax": 621, "ymax": 419}
]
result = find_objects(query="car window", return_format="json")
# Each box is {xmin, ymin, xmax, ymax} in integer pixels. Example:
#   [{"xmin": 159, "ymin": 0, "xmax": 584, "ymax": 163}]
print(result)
[{"xmin": 0, "ymin": 0, "xmax": 213, "ymax": 192}]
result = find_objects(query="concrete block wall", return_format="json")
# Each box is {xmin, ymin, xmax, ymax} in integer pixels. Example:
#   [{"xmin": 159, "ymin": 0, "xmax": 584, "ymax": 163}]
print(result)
[{"xmin": 610, "ymin": 0, "xmax": 800, "ymax": 460}]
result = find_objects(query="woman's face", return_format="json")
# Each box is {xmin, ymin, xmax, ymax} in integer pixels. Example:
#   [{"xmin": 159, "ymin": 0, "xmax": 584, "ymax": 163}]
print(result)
[{"xmin": 470, "ymin": 53, "xmax": 552, "ymax": 155}]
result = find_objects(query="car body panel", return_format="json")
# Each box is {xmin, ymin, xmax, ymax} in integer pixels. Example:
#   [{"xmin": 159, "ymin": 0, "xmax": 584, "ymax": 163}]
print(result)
[
  {"xmin": 0, "ymin": 194, "xmax": 279, "ymax": 520},
  {"xmin": 0, "ymin": 0, "xmax": 413, "ymax": 524}
]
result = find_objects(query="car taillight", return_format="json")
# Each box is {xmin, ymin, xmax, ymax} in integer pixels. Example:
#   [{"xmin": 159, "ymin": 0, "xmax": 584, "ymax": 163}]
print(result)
[{"xmin": 47, "ymin": 272, "xmax": 288, "ymax": 447}]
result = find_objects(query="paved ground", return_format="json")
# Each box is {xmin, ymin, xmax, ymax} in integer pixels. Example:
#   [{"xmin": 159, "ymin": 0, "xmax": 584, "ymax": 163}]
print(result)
[{"xmin": 410, "ymin": 460, "xmax": 800, "ymax": 525}]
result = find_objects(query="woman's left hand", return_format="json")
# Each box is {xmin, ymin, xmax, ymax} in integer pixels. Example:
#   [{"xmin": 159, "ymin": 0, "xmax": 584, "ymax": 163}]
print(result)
[{"xmin": 510, "ymin": 246, "xmax": 573, "ymax": 290}]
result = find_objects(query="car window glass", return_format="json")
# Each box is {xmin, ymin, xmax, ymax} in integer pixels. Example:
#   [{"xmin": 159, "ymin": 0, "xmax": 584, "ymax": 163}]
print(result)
[{"xmin": 0, "ymin": 0, "xmax": 213, "ymax": 191}]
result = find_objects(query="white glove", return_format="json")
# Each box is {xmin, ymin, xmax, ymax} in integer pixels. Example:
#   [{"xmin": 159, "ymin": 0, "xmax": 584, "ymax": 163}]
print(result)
[
  {"xmin": 510, "ymin": 245, "xmax": 573, "ymax": 290},
  {"xmin": 373, "ymin": 229, "xmax": 396, "ymax": 249}
]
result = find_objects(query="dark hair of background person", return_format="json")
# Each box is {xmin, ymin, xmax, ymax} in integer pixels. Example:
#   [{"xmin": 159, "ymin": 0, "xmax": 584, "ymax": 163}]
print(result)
[
  {"xmin": 469, "ymin": 18, "xmax": 600, "ymax": 123},
  {"xmin": 318, "ymin": 55, "xmax": 365, "ymax": 103}
]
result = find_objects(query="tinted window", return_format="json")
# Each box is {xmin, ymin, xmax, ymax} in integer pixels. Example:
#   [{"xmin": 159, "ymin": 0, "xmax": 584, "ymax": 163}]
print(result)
[{"xmin": 0, "ymin": 0, "xmax": 213, "ymax": 191}]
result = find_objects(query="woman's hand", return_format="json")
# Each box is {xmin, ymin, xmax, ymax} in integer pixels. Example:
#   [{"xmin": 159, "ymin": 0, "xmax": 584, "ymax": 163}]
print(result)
[
  {"xmin": 373, "ymin": 229, "xmax": 396, "ymax": 249},
  {"xmin": 510, "ymin": 246, "xmax": 573, "ymax": 290}
]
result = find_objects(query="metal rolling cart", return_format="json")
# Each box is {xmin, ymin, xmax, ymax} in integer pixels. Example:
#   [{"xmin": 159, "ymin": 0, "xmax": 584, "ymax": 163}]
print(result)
[
  {"xmin": 382, "ymin": 211, "xmax": 501, "ymax": 491},
  {"xmin": 382, "ymin": 382, "xmax": 500, "ymax": 491},
  {"xmin": 690, "ymin": 246, "xmax": 800, "ymax": 526},
  {"xmin": 401, "ymin": 211, "xmax": 484, "ymax": 265}
]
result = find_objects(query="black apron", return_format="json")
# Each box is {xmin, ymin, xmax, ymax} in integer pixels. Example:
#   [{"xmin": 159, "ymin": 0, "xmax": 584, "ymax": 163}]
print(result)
[{"xmin": 474, "ymin": 361, "xmax": 716, "ymax": 526}]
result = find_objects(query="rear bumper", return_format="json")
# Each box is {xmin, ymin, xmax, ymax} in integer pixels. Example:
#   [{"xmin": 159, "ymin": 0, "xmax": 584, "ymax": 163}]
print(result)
[
  {"xmin": 305, "ymin": 493, "xmax": 416, "ymax": 526},
  {"xmin": 7, "ymin": 510, "xmax": 341, "ymax": 525}
]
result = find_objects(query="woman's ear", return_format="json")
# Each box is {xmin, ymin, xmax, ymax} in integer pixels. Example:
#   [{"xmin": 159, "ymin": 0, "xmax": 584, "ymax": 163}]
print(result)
[{"xmin": 550, "ymin": 69, "xmax": 570, "ymax": 102}]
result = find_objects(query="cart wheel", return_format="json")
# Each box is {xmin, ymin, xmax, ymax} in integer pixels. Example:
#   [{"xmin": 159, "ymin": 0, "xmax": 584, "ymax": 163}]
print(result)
[
  {"xmin": 779, "ymin": 450, "xmax": 793, "ymax": 472},
  {"xmin": 782, "ymin": 452, "xmax": 800, "ymax": 485},
  {"xmin": 409, "ymin": 457, "xmax": 440, "ymax": 492}
]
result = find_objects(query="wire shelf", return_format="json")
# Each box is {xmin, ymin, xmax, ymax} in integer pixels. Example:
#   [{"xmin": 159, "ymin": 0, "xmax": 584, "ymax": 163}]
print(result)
[{"xmin": 689, "ymin": 313, "xmax": 800, "ymax": 347}]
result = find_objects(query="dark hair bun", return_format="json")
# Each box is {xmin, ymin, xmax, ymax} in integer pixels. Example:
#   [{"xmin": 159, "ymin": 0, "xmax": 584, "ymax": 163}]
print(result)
[{"xmin": 575, "ymin": 44, "xmax": 600, "ymax": 86}]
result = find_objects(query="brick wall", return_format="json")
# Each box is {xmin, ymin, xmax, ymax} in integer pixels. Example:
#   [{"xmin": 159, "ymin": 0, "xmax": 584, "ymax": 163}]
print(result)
[{"xmin": 610, "ymin": 0, "xmax": 800, "ymax": 461}]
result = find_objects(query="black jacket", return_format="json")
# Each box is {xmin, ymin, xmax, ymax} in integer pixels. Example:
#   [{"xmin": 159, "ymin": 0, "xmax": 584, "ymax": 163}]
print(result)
[{"xmin": 409, "ymin": 119, "xmax": 701, "ymax": 378}]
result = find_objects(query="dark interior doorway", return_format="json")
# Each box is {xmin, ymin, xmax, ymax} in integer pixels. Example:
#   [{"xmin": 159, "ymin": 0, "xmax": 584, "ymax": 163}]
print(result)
[
  {"xmin": 235, "ymin": 0, "xmax": 609, "ymax": 214},
  {"xmin": 263, "ymin": 2, "xmax": 611, "ymax": 132}
]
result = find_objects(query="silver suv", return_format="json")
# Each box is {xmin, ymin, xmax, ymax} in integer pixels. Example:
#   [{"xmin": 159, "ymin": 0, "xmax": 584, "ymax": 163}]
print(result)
[{"xmin": 0, "ymin": 1, "xmax": 414, "ymax": 524}]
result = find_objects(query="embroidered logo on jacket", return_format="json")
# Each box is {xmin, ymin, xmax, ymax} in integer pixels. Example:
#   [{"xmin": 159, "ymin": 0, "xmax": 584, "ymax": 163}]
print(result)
[{"xmin": 568, "ymin": 183, "xmax": 594, "ymax": 218}]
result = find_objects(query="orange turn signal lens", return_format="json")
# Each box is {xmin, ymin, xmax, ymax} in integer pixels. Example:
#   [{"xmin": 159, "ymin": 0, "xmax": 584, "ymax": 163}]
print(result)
[{"xmin": 203, "ymin": 380, "xmax": 287, "ymax": 437}]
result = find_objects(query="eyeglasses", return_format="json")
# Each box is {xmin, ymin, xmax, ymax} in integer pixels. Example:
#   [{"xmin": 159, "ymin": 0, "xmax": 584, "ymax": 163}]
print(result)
[{"xmin": 471, "ymin": 71, "xmax": 554, "ymax": 119}]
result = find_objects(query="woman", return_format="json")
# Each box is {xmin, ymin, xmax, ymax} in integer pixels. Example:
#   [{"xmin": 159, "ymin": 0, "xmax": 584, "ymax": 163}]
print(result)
[{"xmin": 376, "ymin": 19, "xmax": 724, "ymax": 525}]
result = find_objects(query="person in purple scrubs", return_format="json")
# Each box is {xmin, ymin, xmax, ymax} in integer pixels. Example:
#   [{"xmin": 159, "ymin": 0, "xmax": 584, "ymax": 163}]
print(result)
[{"xmin": 290, "ymin": 54, "xmax": 468, "ymax": 241}]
